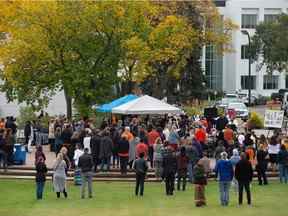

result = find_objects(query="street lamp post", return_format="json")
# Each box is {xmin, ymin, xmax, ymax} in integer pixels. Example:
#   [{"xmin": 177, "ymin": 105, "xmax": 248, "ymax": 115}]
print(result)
[{"xmin": 241, "ymin": 30, "xmax": 251, "ymax": 106}]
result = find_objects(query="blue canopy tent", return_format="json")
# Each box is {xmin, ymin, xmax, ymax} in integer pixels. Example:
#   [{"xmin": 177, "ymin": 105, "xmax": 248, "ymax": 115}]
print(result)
[{"xmin": 96, "ymin": 94, "xmax": 138, "ymax": 112}]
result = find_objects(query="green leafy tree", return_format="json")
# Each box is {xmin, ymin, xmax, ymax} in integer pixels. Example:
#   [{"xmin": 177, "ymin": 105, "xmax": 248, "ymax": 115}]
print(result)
[
  {"xmin": 0, "ymin": 1, "xmax": 125, "ymax": 118},
  {"xmin": 251, "ymin": 14, "xmax": 288, "ymax": 73}
]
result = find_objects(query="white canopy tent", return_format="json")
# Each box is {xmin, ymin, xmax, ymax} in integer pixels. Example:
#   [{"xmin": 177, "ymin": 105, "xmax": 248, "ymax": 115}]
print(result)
[{"xmin": 112, "ymin": 95, "xmax": 182, "ymax": 115}]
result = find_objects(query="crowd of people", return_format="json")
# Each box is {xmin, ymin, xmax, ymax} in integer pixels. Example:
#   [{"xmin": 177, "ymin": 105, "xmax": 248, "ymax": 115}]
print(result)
[
  {"xmin": 0, "ymin": 112, "xmax": 288, "ymax": 205},
  {"xmin": 29, "ymin": 113, "xmax": 288, "ymax": 207}
]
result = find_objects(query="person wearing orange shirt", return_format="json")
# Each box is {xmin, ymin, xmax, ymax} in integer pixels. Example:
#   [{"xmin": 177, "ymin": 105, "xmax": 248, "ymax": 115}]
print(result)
[
  {"xmin": 223, "ymin": 126, "xmax": 234, "ymax": 146},
  {"xmin": 0, "ymin": 118, "xmax": 5, "ymax": 129},
  {"xmin": 147, "ymin": 127, "xmax": 159, "ymax": 168},
  {"xmin": 195, "ymin": 126, "xmax": 207, "ymax": 144},
  {"xmin": 136, "ymin": 140, "xmax": 148, "ymax": 159},
  {"xmin": 245, "ymin": 146, "xmax": 255, "ymax": 166}
]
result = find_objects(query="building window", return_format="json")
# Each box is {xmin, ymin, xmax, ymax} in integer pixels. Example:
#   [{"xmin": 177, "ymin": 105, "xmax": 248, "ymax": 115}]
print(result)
[
  {"xmin": 241, "ymin": 76, "xmax": 256, "ymax": 90},
  {"xmin": 264, "ymin": 14, "xmax": 279, "ymax": 23},
  {"xmin": 263, "ymin": 75, "xmax": 279, "ymax": 89},
  {"xmin": 241, "ymin": 14, "xmax": 257, "ymax": 28},
  {"xmin": 241, "ymin": 45, "xmax": 249, "ymax": 59},
  {"xmin": 205, "ymin": 45, "xmax": 223, "ymax": 90}
]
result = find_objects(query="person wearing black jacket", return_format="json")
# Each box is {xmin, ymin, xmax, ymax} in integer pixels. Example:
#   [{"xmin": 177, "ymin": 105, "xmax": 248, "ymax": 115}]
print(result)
[
  {"xmin": 24, "ymin": 121, "xmax": 32, "ymax": 146},
  {"xmin": 216, "ymin": 115, "xmax": 228, "ymax": 132},
  {"xmin": 235, "ymin": 153, "xmax": 253, "ymax": 205},
  {"xmin": 256, "ymin": 144, "xmax": 268, "ymax": 185},
  {"xmin": 90, "ymin": 129, "xmax": 101, "ymax": 172},
  {"xmin": 162, "ymin": 146, "xmax": 177, "ymax": 196},
  {"xmin": 118, "ymin": 135, "xmax": 130, "ymax": 175},
  {"xmin": 78, "ymin": 148, "xmax": 94, "ymax": 199},
  {"xmin": 99, "ymin": 131, "xmax": 113, "ymax": 172},
  {"xmin": 133, "ymin": 152, "xmax": 148, "ymax": 196},
  {"xmin": 35, "ymin": 157, "xmax": 48, "ymax": 200}
]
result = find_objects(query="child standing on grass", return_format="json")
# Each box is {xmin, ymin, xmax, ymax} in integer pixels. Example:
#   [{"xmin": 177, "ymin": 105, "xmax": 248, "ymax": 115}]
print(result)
[
  {"xmin": 133, "ymin": 152, "xmax": 148, "ymax": 196},
  {"xmin": 35, "ymin": 156, "xmax": 48, "ymax": 200},
  {"xmin": 193, "ymin": 161, "xmax": 207, "ymax": 207}
]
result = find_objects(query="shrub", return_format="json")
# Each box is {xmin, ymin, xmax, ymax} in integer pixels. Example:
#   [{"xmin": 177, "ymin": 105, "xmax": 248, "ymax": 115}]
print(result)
[
  {"xmin": 183, "ymin": 106, "xmax": 202, "ymax": 117},
  {"xmin": 247, "ymin": 111, "xmax": 264, "ymax": 129}
]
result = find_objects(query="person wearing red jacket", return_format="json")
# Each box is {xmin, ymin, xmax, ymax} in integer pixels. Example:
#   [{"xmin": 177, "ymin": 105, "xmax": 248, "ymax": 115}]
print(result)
[
  {"xmin": 195, "ymin": 126, "xmax": 207, "ymax": 144},
  {"xmin": 136, "ymin": 139, "xmax": 148, "ymax": 159}
]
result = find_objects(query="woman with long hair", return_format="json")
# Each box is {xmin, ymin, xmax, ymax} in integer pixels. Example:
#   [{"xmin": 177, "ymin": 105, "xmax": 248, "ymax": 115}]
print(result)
[
  {"xmin": 4, "ymin": 128, "xmax": 14, "ymax": 165},
  {"xmin": 53, "ymin": 153, "xmax": 68, "ymax": 198},
  {"xmin": 154, "ymin": 137, "xmax": 163, "ymax": 181}
]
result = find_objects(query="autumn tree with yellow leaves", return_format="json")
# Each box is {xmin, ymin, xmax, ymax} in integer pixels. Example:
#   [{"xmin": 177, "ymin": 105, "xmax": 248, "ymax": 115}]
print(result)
[{"xmin": 0, "ymin": 0, "xmax": 236, "ymax": 117}]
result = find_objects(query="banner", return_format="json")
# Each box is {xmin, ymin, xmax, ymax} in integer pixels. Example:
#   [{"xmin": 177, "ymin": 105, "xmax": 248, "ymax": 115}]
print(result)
[{"xmin": 264, "ymin": 110, "xmax": 284, "ymax": 128}]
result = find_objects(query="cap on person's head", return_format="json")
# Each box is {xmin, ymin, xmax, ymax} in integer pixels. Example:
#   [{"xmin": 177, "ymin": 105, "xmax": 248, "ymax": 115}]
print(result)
[
  {"xmin": 220, "ymin": 151, "xmax": 228, "ymax": 160},
  {"xmin": 84, "ymin": 148, "xmax": 89, "ymax": 153}
]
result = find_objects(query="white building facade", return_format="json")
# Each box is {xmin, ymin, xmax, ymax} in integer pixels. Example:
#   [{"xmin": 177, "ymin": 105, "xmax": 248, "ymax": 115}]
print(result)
[{"xmin": 206, "ymin": 0, "xmax": 288, "ymax": 96}]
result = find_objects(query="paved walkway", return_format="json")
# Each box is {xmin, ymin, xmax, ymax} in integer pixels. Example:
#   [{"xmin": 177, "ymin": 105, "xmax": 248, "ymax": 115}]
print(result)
[{"xmin": 25, "ymin": 145, "xmax": 56, "ymax": 168}]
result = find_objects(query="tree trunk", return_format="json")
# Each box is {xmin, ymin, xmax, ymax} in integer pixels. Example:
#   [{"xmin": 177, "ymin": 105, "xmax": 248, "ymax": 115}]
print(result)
[{"xmin": 64, "ymin": 87, "xmax": 72, "ymax": 120}]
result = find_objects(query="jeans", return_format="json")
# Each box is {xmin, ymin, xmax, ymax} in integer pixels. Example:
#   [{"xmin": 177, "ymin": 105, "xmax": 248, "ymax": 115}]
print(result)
[
  {"xmin": 81, "ymin": 172, "xmax": 93, "ymax": 198},
  {"xmin": 0, "ymin": 150, "xmax": 7, "ymax": 170},
  {"xmin": 36, "ymin": 181, "xmax": 45, "ymax": 199},
  {"xmin": 187, "ymin": 162, "xmax": 194, "ymax": 183},
  {"xmin": 219, "ymin": 181, "xmax": 231, "ymax": 206},
  {"xmin": 238, "ymin": 181, "xmax": 251, "ymax": 205},
  {"xmin": 279, "ymin": 164, "xmax": 288, "ymax": 183},
  {"xmin": 100, "ymin": 157, "xmax": 110, "ymax": 171},
  {"xmin": 257, "ymin": 164, "xmax": 268, "ymax": 185},
  {"xmin": 148, "ymin": 146, "xmax": 154, "ymax": 168},
  {"xmin": 135, "ymin": 173, "xmax": 145, "ymax": 196},
  {"xmin": 120, "ymin": 156, "xmax": 128, "ymax": 174},
  {"xmin": 112, "ymin": 153, "xmax": 119, "ymax": 168},
  {"xmin": 93, "ymin": 156, "xmax": 99, "ymax": 172},
  {"xmin": 177, "ymin": 171, "xmax": 187, "ymax": 191},
  {"xmin": 165, "ymin": 173, "xmax": 175, "ymax": 195}
]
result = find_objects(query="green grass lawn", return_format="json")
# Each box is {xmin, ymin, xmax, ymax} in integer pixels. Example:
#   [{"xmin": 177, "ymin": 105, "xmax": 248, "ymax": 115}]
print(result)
[{"xmin": 0, "ymin": 180, "xmax": 287, "ymax": 216}]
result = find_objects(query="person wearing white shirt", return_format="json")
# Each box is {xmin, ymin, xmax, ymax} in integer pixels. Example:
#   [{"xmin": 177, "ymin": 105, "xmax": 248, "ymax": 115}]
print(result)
[
  {"xmin": 74, "ymin": 144, "xmax": 84, "ymax": 167},
  {"xmin": 83, "ymin": 129, "xmax": 92, "ymax": 154},
  {"xmin": 268, "ymin": 136, "xmax": 280, "ymax": 171},
  {"xmin": 238, "ymin": 133, "xmax": 245, "ymax": 147}
]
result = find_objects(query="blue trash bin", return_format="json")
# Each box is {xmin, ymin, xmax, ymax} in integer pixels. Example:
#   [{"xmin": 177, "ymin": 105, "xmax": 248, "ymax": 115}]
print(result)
[{"xmin": 13, "ymin": 144, "xmax": 26, "ymax": 165}]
